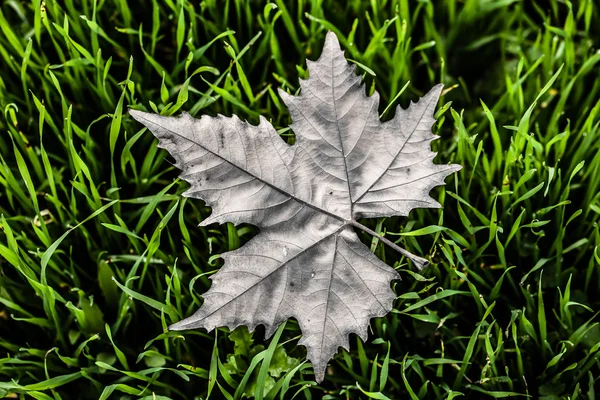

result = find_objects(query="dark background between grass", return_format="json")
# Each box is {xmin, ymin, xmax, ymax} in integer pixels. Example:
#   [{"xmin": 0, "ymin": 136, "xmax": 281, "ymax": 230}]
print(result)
[{"xmin": 1, "ymin": 0, "xmax": 600, "ymax": 399}]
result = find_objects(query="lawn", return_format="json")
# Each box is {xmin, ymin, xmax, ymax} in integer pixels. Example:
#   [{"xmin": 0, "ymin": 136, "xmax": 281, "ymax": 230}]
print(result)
[{"xmin": 1, "ymin": 0, "xmax": 599, "ymax": 399}]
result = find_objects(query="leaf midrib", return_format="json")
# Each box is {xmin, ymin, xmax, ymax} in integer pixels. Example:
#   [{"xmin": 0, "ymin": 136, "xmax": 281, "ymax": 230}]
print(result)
[
  {"xmin": 131, "ymin": 111, "xmax": 351, "ymax": 226},
  {"xmin": 328, "ymin": 46, "xmax": 355, "ymax": 215},
  {"xmin": 353, "ymin": 91, "xmax": 439, "ymax": 204},
  {"xmin": 171, "ymin": 224, "xmax": 348, "ymax": 329}
]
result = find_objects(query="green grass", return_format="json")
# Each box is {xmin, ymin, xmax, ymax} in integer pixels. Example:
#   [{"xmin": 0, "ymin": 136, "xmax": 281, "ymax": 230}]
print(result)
[{"xmin": 1, "ymin": 0, "xmax": 599, "ymax": 398}]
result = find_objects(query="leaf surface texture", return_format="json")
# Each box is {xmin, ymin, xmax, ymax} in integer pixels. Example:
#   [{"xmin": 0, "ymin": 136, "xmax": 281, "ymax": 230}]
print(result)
[{"xmin": 130, "ymin": 32, "xmax": 461, "ymax": 382}]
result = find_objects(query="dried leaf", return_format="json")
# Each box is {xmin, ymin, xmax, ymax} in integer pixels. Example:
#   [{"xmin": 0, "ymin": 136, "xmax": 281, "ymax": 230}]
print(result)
[{"xmin": 130, "ymin": 32, "xmax": 461, "ymax": 382}]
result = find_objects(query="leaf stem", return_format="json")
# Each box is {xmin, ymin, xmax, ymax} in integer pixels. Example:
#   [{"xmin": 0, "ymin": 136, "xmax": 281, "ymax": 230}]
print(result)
[{"xmin": 348, "ymin": 220, "xmax": 429, "ymax": 270}]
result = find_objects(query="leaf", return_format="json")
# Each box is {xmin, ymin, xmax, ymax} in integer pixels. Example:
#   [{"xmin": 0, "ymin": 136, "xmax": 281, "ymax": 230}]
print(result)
[{"xmin": 129, "ymin": 31, "xmax": 461, "ymax": 382}]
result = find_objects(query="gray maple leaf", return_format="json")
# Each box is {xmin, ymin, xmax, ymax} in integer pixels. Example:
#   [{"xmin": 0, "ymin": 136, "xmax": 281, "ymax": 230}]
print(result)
[{"xmin": 129, "ymin": 31, "xmax": 461, "ymax": 382}]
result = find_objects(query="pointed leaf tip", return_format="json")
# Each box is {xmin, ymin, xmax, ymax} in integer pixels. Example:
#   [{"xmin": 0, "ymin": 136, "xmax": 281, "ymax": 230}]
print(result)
[{"xmin": 128, "ymin": 108, "xmax": 148, "ymax": 123}]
